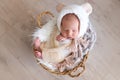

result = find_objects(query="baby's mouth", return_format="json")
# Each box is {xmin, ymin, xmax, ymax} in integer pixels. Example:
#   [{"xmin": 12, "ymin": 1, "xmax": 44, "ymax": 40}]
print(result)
[{"xmin": 67, "ymin": 37, "xmax": 73, "ymax": 39}]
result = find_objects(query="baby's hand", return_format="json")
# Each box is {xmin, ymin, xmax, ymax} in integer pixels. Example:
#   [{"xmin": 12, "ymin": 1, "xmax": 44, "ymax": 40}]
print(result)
[{"xmin": 56, "ymin": 34, "xmax": 66, "ymax": 41}]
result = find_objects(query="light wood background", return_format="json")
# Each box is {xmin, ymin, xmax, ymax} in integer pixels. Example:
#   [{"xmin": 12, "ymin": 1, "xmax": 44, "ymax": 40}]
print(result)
[{"xmin": 0, "ymin": 0, "xmax": 120, "ymax": 80}]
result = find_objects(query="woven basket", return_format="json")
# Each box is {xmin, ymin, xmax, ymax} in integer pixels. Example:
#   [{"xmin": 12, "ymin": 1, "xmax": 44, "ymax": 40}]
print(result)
[{"xmin": 34, "ymin": 11, "xmax": 89, "ymax": 77}]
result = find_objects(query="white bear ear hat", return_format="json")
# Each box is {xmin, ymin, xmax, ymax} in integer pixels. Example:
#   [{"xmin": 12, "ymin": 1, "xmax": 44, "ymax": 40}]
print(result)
[{"xmin": 57, "ymin": 3, "xmax": 92, "ymax": 38}]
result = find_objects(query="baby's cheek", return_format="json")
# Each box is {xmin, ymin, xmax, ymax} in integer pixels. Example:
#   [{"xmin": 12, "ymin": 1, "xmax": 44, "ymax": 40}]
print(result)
[
  {"xmin": 61, "ymin": 32, "xmax": 67, "ymax": 37},
  {"xmin": 73, "ymin": 32, "xmax": 79, "ymax": 37}
]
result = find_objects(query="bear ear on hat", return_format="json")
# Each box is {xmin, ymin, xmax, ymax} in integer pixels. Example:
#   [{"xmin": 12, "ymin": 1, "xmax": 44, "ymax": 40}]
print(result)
[
  {"xmin": 81, "ymin": 3, "xmax": 93, "ymax": 15},
  {"xmin": 56, "ymin": 3, "xmax": 65, "ymax": 12}
]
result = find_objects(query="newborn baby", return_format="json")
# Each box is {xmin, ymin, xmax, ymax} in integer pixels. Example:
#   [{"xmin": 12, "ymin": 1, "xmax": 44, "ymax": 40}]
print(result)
[
  {"xmin": 33, "ymin": 3, "xmax": 93, "ymax": 64},
  {"xmin": 33, "ymin": 14, "xmax": 79, "ymax": 63},
  {"xmin": 34, "ymin": 13, "xmax": 79, "ymax": 57}
]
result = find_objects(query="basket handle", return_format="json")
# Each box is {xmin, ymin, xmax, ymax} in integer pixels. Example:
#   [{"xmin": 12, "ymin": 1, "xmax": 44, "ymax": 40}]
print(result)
[
  {"xmin": 37, "ymin": 11, "xmax": 54, "ymax": 27},
  {"xmin": 68, "ymin": 63, "xmax": 85, "ymax": 77}
]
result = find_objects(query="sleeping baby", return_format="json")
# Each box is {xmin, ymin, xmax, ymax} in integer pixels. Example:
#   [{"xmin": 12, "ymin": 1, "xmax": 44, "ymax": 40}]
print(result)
[{"xmin": 32, "ymin": 3, "xmax": 95, "ymax": 65}]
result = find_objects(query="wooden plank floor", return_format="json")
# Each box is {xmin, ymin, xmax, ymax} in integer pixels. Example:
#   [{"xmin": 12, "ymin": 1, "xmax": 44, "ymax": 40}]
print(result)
[{"xmin": 0, "ymin": 0, "xmax": 120, "ymax": 80}]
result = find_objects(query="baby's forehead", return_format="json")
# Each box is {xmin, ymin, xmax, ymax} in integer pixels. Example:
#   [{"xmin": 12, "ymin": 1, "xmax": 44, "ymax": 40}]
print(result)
[
  {"xmin": 61, "ymin": 13, "xmax": 80, "ymax": 30},
  {"xmin": 62, "ymin": 13, "xmax": 79, "ymax": 21}
]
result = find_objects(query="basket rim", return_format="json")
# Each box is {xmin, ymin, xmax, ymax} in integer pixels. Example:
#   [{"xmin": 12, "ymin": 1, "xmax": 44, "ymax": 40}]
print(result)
[{"xmin": 36, "ymin": 51, "xmax": 89, "ymax": 77}]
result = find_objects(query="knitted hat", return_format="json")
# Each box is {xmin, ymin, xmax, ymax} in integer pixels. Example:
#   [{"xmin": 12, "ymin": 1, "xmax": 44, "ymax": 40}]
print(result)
[{"xmin": 57, "ymin": 3, "xmax": 92, "ymax": 37}]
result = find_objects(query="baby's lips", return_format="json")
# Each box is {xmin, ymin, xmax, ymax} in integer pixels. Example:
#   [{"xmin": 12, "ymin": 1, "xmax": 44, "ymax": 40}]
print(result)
[{"xmin": 67, "ymin": 37, "xmax": 70, "ymax": 39}]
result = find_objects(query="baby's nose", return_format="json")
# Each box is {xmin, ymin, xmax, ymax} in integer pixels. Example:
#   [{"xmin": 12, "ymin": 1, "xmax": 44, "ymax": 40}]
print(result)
[{"xmin": 68, "ymin": 31, "xmax": 73, "ymax": 38}]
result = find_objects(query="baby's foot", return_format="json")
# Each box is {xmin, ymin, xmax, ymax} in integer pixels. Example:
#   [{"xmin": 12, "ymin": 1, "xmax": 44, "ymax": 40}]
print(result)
[
  {"xmin": 34, "ymin": 51, "xmax": 42, "ymax": 59},
  {"xmin": 33, "ymin": 37, "xmax": 42, "ymax": 59},
  {"xmin": 34, "ymin": 37, "xmax": 40, "ymax": 50}
]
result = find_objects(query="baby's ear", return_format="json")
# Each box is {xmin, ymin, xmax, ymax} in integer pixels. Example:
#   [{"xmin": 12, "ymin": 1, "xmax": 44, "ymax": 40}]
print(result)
[
  {"xmin": 81, "ymin": 3, "xmax": 92, "ymax": 15},
  {"xmin": 56, "ymin": 3, "xmax": 65, "ymax": 12}
]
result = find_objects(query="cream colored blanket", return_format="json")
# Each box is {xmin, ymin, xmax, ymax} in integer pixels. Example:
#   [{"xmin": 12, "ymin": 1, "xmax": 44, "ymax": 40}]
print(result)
[{"xmin": 40, "ymin": 26, "xmax": 73, "ymax": 64}]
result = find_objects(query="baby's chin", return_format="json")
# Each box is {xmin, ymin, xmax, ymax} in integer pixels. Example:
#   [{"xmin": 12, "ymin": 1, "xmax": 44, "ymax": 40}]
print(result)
[{"xmin": 65, "ymin": 36, "xmax": 77, "ymax": 40}]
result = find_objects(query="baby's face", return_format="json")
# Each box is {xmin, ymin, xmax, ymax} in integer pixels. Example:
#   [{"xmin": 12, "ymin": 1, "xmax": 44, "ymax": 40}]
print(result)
[{"xmin": 61, "ymin": 14, "xmax": 79, "ymax": 39}]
